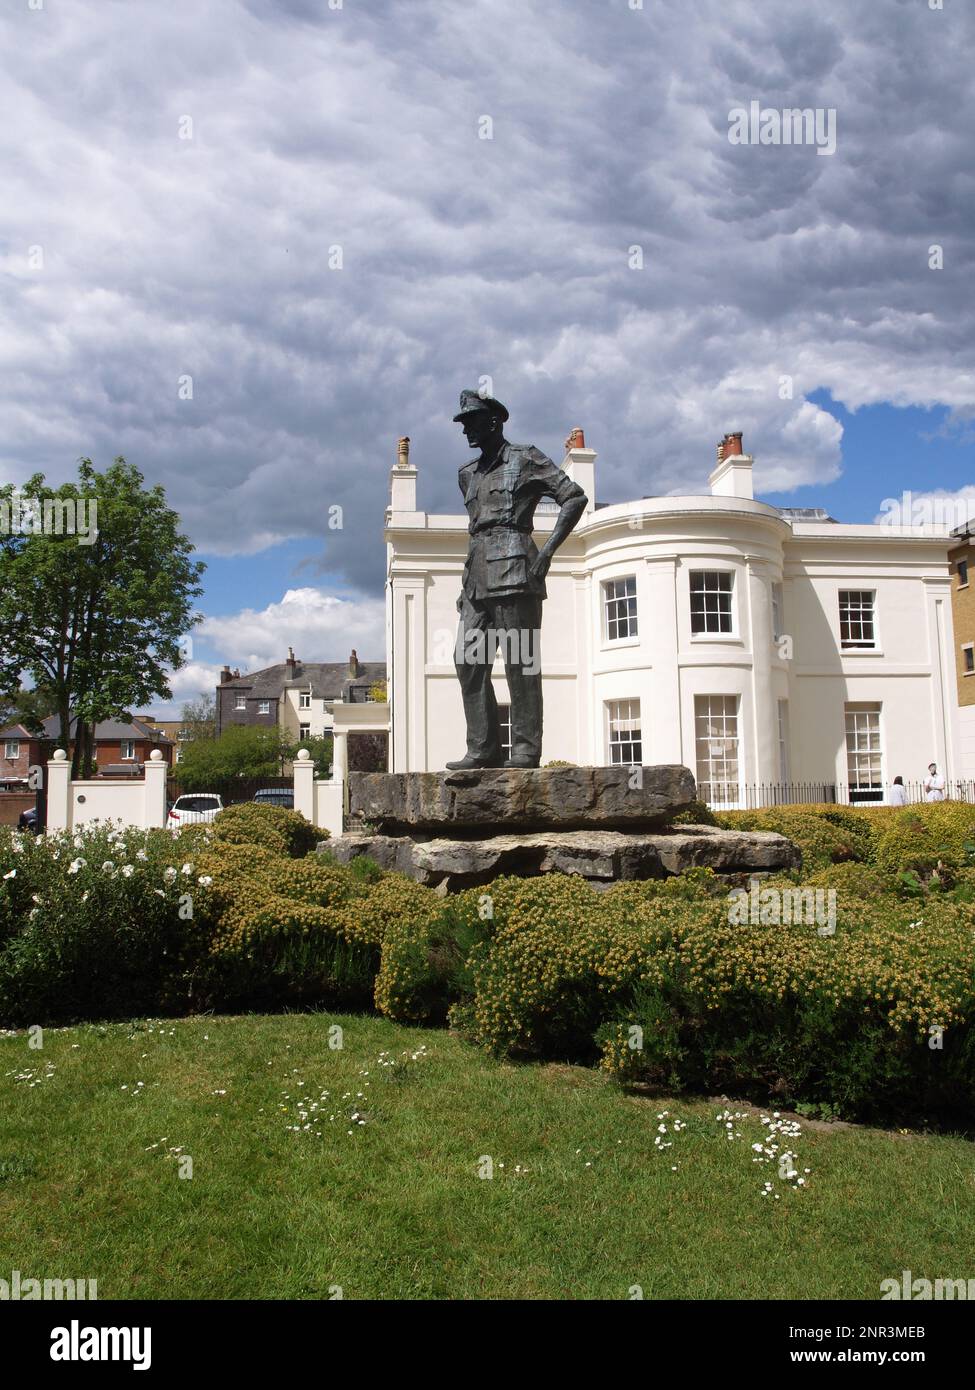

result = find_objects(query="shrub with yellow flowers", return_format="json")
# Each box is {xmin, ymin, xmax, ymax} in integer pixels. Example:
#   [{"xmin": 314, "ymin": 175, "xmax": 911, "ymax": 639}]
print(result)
[
  {"xmin": 715, "ymin": 807, "xmax": 859, "ymax": 870},
  {"xmin": 374, "ymin": 876, "xmax": 525, "ymax": 1023},
  {"xmin": 210, "ymin": 801, "xmax": 321, "ymax": 858},
  {"xmin": 596, "ymin": 887, "xmax": 975, "ymax": 1125},
  {"xmin": 458, "ymin": 876, "xmax": 694, "ymax": 1057}
]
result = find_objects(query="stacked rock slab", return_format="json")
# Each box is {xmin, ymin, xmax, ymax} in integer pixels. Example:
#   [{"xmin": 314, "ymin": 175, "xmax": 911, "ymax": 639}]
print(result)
[{"xmin": 323, "ymin": 766, "xmax": 801, "ymax": 892}]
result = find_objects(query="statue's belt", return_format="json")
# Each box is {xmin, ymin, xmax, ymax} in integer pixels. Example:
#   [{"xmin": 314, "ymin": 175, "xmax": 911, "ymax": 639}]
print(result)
[{"xmin": 469, "ymin": 523, "xmax": 532, "ymax": 535}]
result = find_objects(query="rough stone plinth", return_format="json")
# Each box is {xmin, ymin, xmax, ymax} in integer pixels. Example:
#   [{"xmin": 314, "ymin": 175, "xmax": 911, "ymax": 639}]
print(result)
[
  {"xmin": 323, "ymin": 824, "xmax": 800, "ymax": 891},
  {"xmin": 348, "ymin": 765, "xmax": 695, "ymax": 834}
]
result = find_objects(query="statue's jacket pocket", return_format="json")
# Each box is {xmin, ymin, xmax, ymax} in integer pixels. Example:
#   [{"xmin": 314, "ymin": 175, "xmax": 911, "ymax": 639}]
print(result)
[{"xmin": 483, "ymin": 530, "xmax": 533, "ymax": 591}]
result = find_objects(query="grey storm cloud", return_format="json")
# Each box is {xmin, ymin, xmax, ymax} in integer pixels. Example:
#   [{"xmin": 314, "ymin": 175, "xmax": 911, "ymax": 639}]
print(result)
[{"xmin": 1, "ymin": 0, "xmax": 973, "ymax": 597}]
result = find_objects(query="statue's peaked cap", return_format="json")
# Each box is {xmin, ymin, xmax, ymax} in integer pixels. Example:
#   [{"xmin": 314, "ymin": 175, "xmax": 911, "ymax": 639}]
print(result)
[{"xmin": 452, "ymin": 389, "xmax": 509, "ymax": 422}]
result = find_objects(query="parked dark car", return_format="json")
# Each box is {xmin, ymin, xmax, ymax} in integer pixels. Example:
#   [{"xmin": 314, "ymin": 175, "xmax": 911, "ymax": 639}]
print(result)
[
  {"xmin": 252, "ymin": 788, "xmax": 295, "ymax": 810},
  {"xmin": 17, "ymin": 806, "xmax": 40, "ymax": 834}
]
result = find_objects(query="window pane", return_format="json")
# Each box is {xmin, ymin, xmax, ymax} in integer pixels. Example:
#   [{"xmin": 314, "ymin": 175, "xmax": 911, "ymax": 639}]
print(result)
[
  {"xmin": 695, "ymin": 695, "xmax": 739, "ymax": 805},
  {"xmin": 777, "ymin": 699, "xmax": 790, "ymax": 783},
  {"xmin": 606, "ymin": 699, "xmax": 642, "ymax": 766},
  {"xmin": 839, "ymin": 590, "xmax": 876, "ymax": 648},
  {"xmin": 497, "ymin": 704, "xmax": 512, "ymax": 761},
  {"xmin": 845, "ymin": 702, "xmax": 883, "ymax": 800},
  {"xmin": 690, "ymin": 571, "xmax": 733, "ymax": 634},
  {"xmin": 771, "ymin": 582, "xmax": 783, "ymax": 640},
  {"xmin": 604, "ymin": 575, "xmax": 638, "ymax": 641}
]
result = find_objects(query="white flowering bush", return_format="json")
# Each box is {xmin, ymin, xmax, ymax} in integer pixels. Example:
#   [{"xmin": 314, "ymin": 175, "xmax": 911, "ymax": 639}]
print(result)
[{"xmin": 0, "ymin": 822, "xmax": 215, "ymax": 1025}]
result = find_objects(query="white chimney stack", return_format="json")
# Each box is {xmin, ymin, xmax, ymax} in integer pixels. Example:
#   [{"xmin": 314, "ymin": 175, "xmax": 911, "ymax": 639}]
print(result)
[
  {"xmin": 562, "ymin": 426, "xmax": 596, "ymax": 514},
  {"xmin": 389, "ymin": 435, "xmax": 417, "ymax": 513},
  {"xmin": 709, "ymin": 431, "xmax": 753, "ymax": 500}
]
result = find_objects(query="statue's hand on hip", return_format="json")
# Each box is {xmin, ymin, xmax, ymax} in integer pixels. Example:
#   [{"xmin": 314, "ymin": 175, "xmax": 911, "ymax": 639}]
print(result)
[{"xmin": 528, "ymin": 551, "xmax": 551, "ymax": 584}]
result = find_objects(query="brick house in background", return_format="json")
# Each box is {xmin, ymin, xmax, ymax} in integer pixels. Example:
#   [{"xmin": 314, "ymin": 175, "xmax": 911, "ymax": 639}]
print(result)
[
  {"xmin": 0, "ymin": 723, "xmax": 49, "ymax": 792},
  {"xmin": 24, "ymin": 716, "xmax": 171, "ymax": 774},
  {"xmin": 215, "ymin": 648, "xmax": 388, "ymax": 769},
  {"xmin": 0, "ymin": 715, "xmax": 173, "ymax": 816}
]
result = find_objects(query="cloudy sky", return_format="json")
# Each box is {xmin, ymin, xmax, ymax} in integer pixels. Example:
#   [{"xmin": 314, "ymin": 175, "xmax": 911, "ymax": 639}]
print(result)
[{"xmin": 2, "ymin": 0, "xmax": 973, "ymax": 712}]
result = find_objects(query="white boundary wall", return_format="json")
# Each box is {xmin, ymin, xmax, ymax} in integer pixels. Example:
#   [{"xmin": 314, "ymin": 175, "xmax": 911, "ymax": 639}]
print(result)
[
  {"xmin": 46, "ymin": 750, "xmax": 169, "ymax": 832},
  {"xmin": 45, "ymin": 747, "xmax": 346, "ymax": 839},
  {"xmin": 293, "ymin": 750, "xmax": 346, "ymax": 839}
]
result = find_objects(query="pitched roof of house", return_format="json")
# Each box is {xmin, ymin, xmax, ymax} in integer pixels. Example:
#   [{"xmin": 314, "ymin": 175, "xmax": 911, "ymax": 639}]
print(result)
[
  {"xmin": 0, "ymin": 722, "xmax": 39, "ymax": 740},
  {"xmin": 38, "ymin": 715, "xmax": 174, "ymax": 744},
  {"xmin": 222, "ymin": 660, "xmax": 387, "ymax": 701}
]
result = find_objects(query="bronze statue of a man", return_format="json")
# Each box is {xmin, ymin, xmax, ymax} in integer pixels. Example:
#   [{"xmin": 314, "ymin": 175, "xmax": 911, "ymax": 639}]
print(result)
[{"xmin": 446, "ymin": 390, "xmax": 588, "ymax": 769}]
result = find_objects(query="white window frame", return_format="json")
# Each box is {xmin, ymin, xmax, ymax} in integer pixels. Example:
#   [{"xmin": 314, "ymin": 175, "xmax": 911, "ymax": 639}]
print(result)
[
  {"xmin": 958, "ymin": 559, "xmax": 969, "ymax": 589},
  {"xmin": 234, "ymin": 694, "xmax": 246, "ymax": 711},
  {"xmin": 299, "ymin": 723, "xmax": 311, "ymax": 742},
  {"xmin": 3, "ymin": 740, "xmax": 20, "ymax": 759},
  {"xmin": 120, "ymin": 740, "xmax": 136, "ymax": 761},
  {"xmin": 689, "ymin": 570, "xmax": 736, "ymax": 638},
  {"xmin": 838, "ymin": 589, "xmax": 878, "ymax": 651},
  {"xmin": 602, "ymin": 575, "xmax": 639, "ymax": 645},
  {"xmin": 258, "ymin": 700, "xmax": 271, "ymax": 714},
  {"xmin": 963, "ymin": 643, "xmax": 975, "ymax": 676},
  {"xmin": 299, "ymin": 692, "xmax": 311, "ymax": 710},
  {"xmin": 777, "ymin": 699, "xmax": 791, "ymax": 784},
  {"xmin": 844, "ymin": 702, "xmax": 884, "ymax": 803},
  {"xmin": 497, "ymin": 704, "xmax": 513, "ymax": 762},
  {"xmin": 605, "ymin": 698, "xmax": 643, "ymax": 766},
  {"xmin": 694, "ymin": 694, "xmax": 741, "ymax": 808},
  {"xmin": 771, "ymin": 582, "xmax": 784, "ymax": 641}
]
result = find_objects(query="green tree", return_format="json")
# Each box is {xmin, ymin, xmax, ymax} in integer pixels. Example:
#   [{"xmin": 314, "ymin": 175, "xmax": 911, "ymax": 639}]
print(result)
[
  {"xmin": 284, "ymin": 732, "xmax": 333, "ymax": 778},
  {"xmin": 175, "ymin": 724, "xmax": 292, "ymax": 793},
  {"xmin": 0, "ymin": 459, "xmax": 204, "ymax": 778},
  {"xmin": 0, "ymin": 687, "xmax": 54, "ymax": 735},
  {"xmin": 180, "ymin": 692, "xmax": 216, "ymax": 741}
]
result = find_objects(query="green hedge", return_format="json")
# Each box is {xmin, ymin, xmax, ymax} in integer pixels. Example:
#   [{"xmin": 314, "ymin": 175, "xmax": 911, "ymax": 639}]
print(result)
[
  {"xmin": 4, "ymin": 802, "xmax": 975, "ymax": 1126},
  {"xmin": 717, "ymin": 800, "xmax": 975, "ymax": 880}
]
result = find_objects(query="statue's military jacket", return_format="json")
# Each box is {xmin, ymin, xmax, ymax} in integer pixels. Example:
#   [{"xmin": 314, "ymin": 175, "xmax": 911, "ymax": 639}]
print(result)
[{"xmin": 458, "ymin": 442, "xmax": 586, "ymax": 602}]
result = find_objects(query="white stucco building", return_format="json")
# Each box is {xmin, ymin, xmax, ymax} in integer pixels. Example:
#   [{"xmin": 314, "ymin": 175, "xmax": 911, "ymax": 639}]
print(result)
[{"xmin": 384, "ymin": 430, "xmax": 961, "ymax": 805}]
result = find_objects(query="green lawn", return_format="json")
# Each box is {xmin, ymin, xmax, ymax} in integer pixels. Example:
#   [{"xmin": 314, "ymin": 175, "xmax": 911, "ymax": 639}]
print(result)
[{"xmin": 1, "ymin": 1012, "xmax": 972, "ymax": 1300}]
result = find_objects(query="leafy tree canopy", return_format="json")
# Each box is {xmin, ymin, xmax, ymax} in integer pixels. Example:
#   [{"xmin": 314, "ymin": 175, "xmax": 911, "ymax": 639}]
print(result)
[{"xmin": 0, "ymin": 458, "xmax": 204, "ymax": 777}]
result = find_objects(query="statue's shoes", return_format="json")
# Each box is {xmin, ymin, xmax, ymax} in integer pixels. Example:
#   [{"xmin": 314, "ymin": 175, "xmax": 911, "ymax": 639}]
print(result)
[
  {"xmin": 445, "ymin": 755, "xmax": 502, "ymax": 769},
  {"xmin": 503, "ymin": 758, "xmax": 540, "ymax": 769}
]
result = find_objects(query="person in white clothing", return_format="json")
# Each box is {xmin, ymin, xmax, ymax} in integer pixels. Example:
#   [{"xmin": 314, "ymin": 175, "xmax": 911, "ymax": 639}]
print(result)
[
  {"xmin": 923, "ymin": 763, "xmax": 946, "ymax": 802},
  {"xmin": 889, "ymin": 776, "xmax": 908, "ymax": 807}
]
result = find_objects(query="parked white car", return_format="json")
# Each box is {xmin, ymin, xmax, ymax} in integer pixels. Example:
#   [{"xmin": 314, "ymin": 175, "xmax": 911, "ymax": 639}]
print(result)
[{"xmin": 167, "ymin": 793, "xmax": 224, "ymax": 828}]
